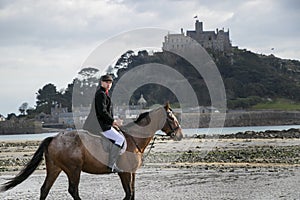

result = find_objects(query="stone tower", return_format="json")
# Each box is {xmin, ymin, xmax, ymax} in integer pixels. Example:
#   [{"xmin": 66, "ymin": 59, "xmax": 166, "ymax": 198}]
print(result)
[
  {"xmin": 162, "ymin": 20, "xmax": 232, "ymax": 54},
  {"xmin": 187, "ymin": 20, "xmax": 231, "ymax": 53}
]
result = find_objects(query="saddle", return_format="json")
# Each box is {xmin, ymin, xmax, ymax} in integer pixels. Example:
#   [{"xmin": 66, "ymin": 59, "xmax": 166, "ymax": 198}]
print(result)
[{"xmin": 100, "ymin": 131, "xmax": 127, "ymax": 155}]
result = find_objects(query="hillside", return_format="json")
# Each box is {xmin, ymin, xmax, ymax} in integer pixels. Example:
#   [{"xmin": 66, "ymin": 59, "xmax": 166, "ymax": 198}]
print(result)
[
  {"xmin": 218, "ymin": 48, "xmax": 300, "ymax": 103},
  {"xmin": 111, "ymin": 48, "xmax": 300, "ymax": 109}
]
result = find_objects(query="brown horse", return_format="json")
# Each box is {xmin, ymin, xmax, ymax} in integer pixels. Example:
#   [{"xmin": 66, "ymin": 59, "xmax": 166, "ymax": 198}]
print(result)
[{"xmin": 0, "ymin": 104, "xmax": 182, "ymax": 200}]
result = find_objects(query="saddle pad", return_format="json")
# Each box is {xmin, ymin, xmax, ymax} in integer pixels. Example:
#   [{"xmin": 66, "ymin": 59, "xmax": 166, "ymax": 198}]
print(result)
[{"xmin": 100, "ymin": 132, "xmax": 127, "ymax": 155}]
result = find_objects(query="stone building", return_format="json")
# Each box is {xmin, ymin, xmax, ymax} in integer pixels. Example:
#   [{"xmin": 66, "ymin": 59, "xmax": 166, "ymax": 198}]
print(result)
[
  {"xmin": 137, "ymin": 94, "xmax": 147, "ymax": 108},
  {"xmin": 51, "ymin": 104, "xmax": 68, "ymax": 123},
  {"xmin": 162, "ymin": 29, "xmax": 192, "ymax": 51},
  {"xmin": 163, "ymin": 20, "xmax": 232, "ymax": 54},
  {"xmin": 0, "ymin": 114, "xmax": 5, "ymax": 121}
]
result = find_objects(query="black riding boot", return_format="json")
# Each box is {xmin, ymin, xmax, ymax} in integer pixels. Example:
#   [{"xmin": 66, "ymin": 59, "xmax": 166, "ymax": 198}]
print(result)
[{"xmin": 107, "ymin": 144, "xmax": 123, "ymax": 173}]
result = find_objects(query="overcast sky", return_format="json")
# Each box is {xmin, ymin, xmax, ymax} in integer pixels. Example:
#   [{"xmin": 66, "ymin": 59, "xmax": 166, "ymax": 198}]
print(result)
[{"xmin": 0, "ymin": 0, "xmax": 299, "ymax": 116}]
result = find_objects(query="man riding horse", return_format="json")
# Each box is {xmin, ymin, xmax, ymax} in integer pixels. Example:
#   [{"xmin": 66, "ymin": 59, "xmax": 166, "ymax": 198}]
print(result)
[
  {"xmin": 83, "ymin": 74, "xmax": 124, "ymax": 173},
  {"xmin": 1, "ymin": 103, "xmax": 183, "ymax": 200},
  {"xmin": 1, "ymin": 73, "xmax": 183, "ymax": 200}
]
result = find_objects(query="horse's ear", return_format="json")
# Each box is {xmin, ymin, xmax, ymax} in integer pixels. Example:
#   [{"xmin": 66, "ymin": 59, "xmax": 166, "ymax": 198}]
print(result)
[{"xmin": 164, "ymin": 101, "xmax": 170, "ymax": 111}]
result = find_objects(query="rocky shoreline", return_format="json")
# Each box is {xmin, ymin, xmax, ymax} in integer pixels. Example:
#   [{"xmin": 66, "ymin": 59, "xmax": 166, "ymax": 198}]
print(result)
[
  {"xmin": 141, "ymin": 128, "xmax": 300, "ymax": 167},
  {"xmin": 218, "ymin": 128, "xmax": 300, "ymax": 139},
  {"xmin": 192, "ymin": 128, "xmax": 300, "ymax": 139},
  {"xmin": 0, "ymin": 128, "xmax": 299, "ymax": 172}
]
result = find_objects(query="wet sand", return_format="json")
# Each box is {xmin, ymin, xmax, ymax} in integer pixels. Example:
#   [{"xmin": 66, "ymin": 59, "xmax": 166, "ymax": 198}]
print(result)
[
  {"xmin": 1, "ymin": 166, "xmax": 300, "ymax": 200},
  {"xmin": 1, "ymin": 134, "xmax": 300, "ymax": 199}
]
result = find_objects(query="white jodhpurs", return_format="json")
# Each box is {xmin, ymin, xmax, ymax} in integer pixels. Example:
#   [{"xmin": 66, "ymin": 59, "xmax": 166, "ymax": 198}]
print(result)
[{"xmin": 102, "ymin": 127, "xmax": 125, "ymax": 147}]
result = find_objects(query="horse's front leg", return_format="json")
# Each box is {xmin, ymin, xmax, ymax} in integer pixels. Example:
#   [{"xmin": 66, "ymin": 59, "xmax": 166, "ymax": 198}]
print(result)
[
  {"xmin": 118, "ymin": 172, "xmax": 135, "ymax": 200},
  {"xmin": 131, "ymin": 173, "xmax": 135, "ymax": 199}
]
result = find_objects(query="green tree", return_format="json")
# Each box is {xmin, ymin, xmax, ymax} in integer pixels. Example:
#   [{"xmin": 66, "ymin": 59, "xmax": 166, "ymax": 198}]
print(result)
[
  {"xmin": 26, "ymin": 107, "xmax": 36, "ymax": 118},
  {"xmin": 7, "ymin": 113, "xmax": 17, "ymax": 120},
  {"xmin": 73, "ymin": 67, "xmax": 99, "ymax": 107},
  {"xmin": 115, "ymin": 50, "xmax": 134, "ymax": 69},
  {"xmin": 60, "ymin": 83, "xmax": 73, "ymax": 111},
  {"xmin": 19, "ymin": 102, "xmax": 28, "ymax": 115},
  {"xmin": 36, "ymin": 83, "xmax": 59, "ymax": 114}
]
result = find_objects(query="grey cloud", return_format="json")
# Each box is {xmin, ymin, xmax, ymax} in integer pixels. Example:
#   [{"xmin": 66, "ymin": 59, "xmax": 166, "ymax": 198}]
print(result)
[
  {"xmin": 278, "ymin": 0, "xmax": 300, "ymax": 11},
  {"xmin": 0, "ymin": 1, "xmax": 125, "ymax": 47}
]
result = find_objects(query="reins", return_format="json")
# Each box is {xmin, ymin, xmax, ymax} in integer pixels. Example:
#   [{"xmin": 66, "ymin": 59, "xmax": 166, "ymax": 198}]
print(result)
[
  {"xmin": 142, "ymin": 134, "xmax": 170, "ymax": 163},
  {"xmin": 142, "ymin": 136, "xmax": 156, "ymax": 162},
  {"xmin": 118, "ymin": 127, "xmax": 157, "ymax": 162},
  {"xmin": 118, "ymin": 127, "xmax": 143, "ymax": 154},
  {"xmin": 128, "ymin": 134, "xmax": 143, "ymax": 153},
  {"xmin": 117, "ymin": 107, "xmax": 180, "ymax": 163}
]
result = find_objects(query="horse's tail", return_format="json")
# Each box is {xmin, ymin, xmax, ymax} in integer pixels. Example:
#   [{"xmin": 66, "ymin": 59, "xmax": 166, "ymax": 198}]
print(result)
[{"xmin": 0, "ymin": 137, "xmax": 54, "ymax": 192}]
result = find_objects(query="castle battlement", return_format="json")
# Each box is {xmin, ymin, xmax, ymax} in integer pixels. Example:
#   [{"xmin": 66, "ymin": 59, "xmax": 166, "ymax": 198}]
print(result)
[{"xmin": 163, "ymin": 20, "xmax": 232, "ymax": 54}]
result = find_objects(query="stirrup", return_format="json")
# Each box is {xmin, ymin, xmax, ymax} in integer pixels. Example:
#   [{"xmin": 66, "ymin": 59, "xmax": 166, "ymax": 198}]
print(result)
[{"xmin": 109, "ymin": 163, "xmax": 123, "ymax": 173}]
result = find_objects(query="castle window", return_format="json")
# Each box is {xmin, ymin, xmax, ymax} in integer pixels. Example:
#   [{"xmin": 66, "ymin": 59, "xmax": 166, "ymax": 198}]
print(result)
[{"xmin": 208, "ymin": 36, "xmax": 212, "ymax": 41}]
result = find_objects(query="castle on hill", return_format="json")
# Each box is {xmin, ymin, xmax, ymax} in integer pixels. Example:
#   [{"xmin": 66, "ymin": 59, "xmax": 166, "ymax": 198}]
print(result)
[{"xmin": 163, "ymin": 20, "xmax": 232, "ymax": 54}]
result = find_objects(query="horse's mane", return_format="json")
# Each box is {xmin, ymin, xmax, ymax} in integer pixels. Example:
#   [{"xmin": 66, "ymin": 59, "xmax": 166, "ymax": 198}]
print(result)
[
  {"xmin": 123, "ymin": 107, "xmax": 165, "ymax": 130},
  {"xmin": 134, "ymin": 112, "xmax": 149, "ymax": 124}
]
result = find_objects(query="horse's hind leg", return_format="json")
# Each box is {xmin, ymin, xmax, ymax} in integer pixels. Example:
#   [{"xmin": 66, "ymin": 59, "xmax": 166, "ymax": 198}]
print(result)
[
  {"xmin": 40, "ymin": 158, "xmax": 62, "ymax": 200},
  {"xmin": 65, "ymin": 167, "xmax": 82, "ymax": 200}
]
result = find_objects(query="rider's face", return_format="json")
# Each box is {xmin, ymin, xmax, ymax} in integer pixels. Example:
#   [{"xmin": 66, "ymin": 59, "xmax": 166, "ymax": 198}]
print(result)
[{"xmin": 101, "ymin": 80, "xmax": 112, "ymax": 90}]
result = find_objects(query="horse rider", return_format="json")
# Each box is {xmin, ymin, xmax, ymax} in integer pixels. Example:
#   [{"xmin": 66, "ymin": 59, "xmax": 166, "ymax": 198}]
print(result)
[{"xmin": 83, "ymin": 74, "xmax": 125, "ymax": 173}]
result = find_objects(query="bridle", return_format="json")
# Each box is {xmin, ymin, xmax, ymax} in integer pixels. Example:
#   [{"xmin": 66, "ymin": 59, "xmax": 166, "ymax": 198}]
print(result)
[
  {"xmin": 126, "ymin": 109, "xmax": 180, "ymax": 154},
  {"xmin": 163, "ymin": 110, "xmax": 181, "ymax": 138},
  {"xmin": 122, "ymin": 108, "xmax": 181, "ymax": 163},
  {"xmin": 142, "ymin": 109, "xmax": 181, "ymax": 162}
]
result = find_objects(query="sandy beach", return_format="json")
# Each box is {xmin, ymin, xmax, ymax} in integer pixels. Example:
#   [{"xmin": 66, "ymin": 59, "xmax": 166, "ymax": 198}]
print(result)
[{"xmin": 1, "ymin": 130, "xmax": 300, "ymax": 199}]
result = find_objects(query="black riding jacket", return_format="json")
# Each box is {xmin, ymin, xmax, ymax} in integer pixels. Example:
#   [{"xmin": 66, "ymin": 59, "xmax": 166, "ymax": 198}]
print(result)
[
  {"xmin": 95, "ymin": 87, "xmax": 114, "ymax": 131},
  {"xmin": 83, "ymin": 87, "xmax": 114, "ymax": 134}
]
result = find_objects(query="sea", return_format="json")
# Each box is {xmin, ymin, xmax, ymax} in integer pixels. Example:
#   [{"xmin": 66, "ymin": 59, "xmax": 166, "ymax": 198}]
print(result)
[{"xmin": 1, "ymin": 125, "xmax": 300, "ymax": 141}]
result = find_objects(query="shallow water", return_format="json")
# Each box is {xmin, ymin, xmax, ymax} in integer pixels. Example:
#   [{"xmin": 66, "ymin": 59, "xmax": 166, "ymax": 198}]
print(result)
[{"xmin": 0, "ymin": 125, "xmax": 300, "ymax": 141}]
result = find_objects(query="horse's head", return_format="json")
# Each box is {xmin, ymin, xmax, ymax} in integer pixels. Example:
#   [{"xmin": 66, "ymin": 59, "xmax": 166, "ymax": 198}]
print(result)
[{"xmin": 161, "ymin": 103, "xmax": 183, "ymax": 141}]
